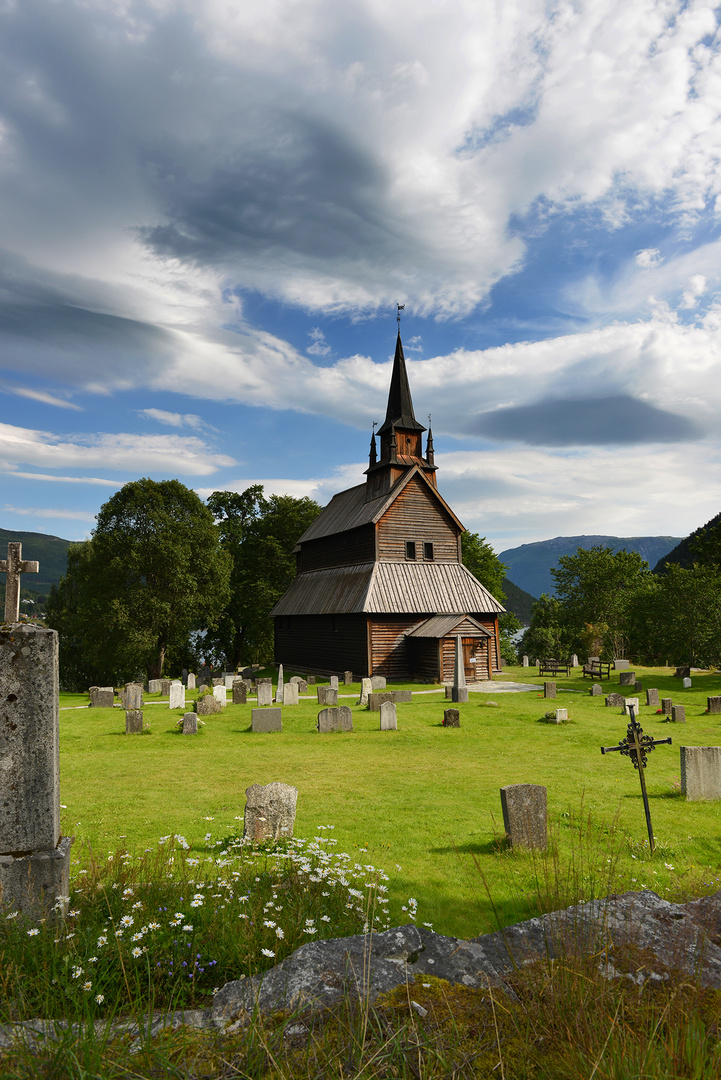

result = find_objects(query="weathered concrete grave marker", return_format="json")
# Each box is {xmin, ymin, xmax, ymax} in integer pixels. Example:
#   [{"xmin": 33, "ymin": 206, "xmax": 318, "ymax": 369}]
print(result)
[
  {"xmin": 500, "ymin": 784, "xmax": 547, "ymax": 850},
  {"xmin": 243, "ymin": 782, "xmax": 298, "ymax": 842},
  {"xmin": 275, "ymin": 664, "xmax": 284, "ymax": 703},
  {"xmin": 379, "ymin": 700, "xmax": 397, "ymax": 730},
  {"xmin": 0, "ymin": 542, "xmax": 39, "ymax": 622},
  {"xmin": 601, "ymin": 707, "xmax": 672, "ymax": 853},
  {"xmin": 452, "ymin": 635, "xmax": 469, "ymax": 703}
]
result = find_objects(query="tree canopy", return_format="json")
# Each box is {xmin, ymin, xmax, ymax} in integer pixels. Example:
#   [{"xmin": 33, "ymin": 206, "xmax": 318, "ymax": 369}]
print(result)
[
  {"xmin": 46, "ymin": 479, "xmax": 231, "ymax": 687},
  {"xmin": 461, "ymin": 531, "xmax": 521, "ymax": 661}
]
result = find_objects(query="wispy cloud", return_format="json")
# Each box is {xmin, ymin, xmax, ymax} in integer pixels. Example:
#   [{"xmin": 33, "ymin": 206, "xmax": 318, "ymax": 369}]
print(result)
[
  {"xmin": 139, "ymin": 409, "xmax": 206, "ymax": 430},
  {"xmin": 4, "ymin": 505, "xmax": 97, "ymax": 521}
]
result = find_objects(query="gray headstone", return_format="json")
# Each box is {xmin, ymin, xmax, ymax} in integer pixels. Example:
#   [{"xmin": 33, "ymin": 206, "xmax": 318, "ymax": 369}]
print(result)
[
  {"xmin": 257, "ymin": 680, "xmax": 273, "ymax": 707},
  {"xmin": 224, "ymin": 674, "xmax": 236, "ymax": 689},
  {"xmin": 211, "ymin": 677, "xmax": 223, "ymax": 686},
  {"xmin": 125, "ymin": 710, "xmax": 143, "ymax": 734},
  {"xmin": 451, "ymin": 686, "xmax": 469, "ymax": 703},
  {"xmin": 453, "ymin": 635, "xmax": 466, "ymax": 689},
  {"xmin": 646, "ymin": 688, "xmax": 660, "ymax": 707},
  {"xmin": 317, "ymin": 706, "xmax": 353, "ymax": 733},
  {"xmin": 358, "ymin": 677, "xmax": 372, "ymax": 706},
  {"xmin": 275, "ymin": 664, "xmax": 284, "ymax": 703},
  {"xmin": 182, "ymin": 668, "xmax": 188, "ymax": 686},
  {"xmin": 213, "ymin": 684, "xmax": 226, "ymax": 708},
  {"xmin": 614, "ymin": 659, "xmax": 630, "ymax": 670},
  {"xmin": 522, "ymin": 655, "xmax": 529, "ymax": 667},
  {"xmin": 589, "ymin": 683, "xmax": 602, "ymax": 696},
  {"xmin": 635, "ymin": 681, "xmax": 643, "ymax": 693},
  {"xmin": 571, "ymin": 654, "xmax": 579, "ymax": 667},
  {"xmin": 232, "ymin": 679, "xmax": 247, "ymax": 705},
  {"xmin": 623, "ymin": 697, "xmax": 640, "ymax": 715},
  {"xmin": 379, "ymin": 701, "xmax": 397, "ymax": 730},
  {"xmin": 169, "ymin": 682, "xmax": 185, "ymax": 710},
  {"xmin": 161, "ymin": 679, "xmax": 172, "ymax": 695},
  {"xmin": 283, "ymin": 681, "xmax": 299, "ymax": 706},
  {"xmin": 683, "ymin": 677, "xmax": 692, "ymax": 689},
  {"xmin": 500, "ymin": 784, "xmax": 547, "ymax": 850},
  {"xmin": 329, "ymin": 676, "xmax": 339, "ymax": 691},
  {"xmin": 296, "ymin": 679, "xmax": 308, "ymax": 693},
  {"xmin": 605, "ymin": 693, "xmax": 625, "ymax": 707},
  {"xmin": 89, "ymin": 686, "xmax": 114, "ymax": 708},
  {"xmin": 619, "ymin": 671, "xmax": 636, "ymax": 686},
  {"xmin": 182, "ymin": 713, "xmax": 198, "ymax": 735},
  {"xmin": 555, "ymin": 708, "xmax": 568, "ymax": 722},
  {"xmin": 243, "ymin": 782, "xmax": 298, "ymax": 842},
  {"xmin": 124, "ymin": 682, "xmax": 143, "ymax": 710},
  {"xmin": 0, "ymin": 625, "xmax": 72, "ymax": 919},
  {"xmin": 370, "ymin": 676, "xmax": 386, "ymax": 691},
  {"xmin": 198, "ymin": 683, "xmax": 209, "ymax": 695},
  {"xmin": 544, "ymin": 682, "xmax": 556, "ymax": 699},
  {"xmin": 307, "ymin": 675, "xmax": 316, "ymax": 684},
  {"xmin": 196, "ymin": 695, "xmax": 222, "ymax": 716},
  {"xmin": 672, "ymin": 705, "xmax": 686, "ymax": 724},
  {"xmin": 443, "ymin": 708, "xmax": 460, "ymax": 727},
  {"xmin": 251, "ymin": 708, "xmax": 282, "ymax": 733},
  {"xmin": 187, "ymin": 672, "xmax": 196, "ymax": 690},
  {"xmin": 681, "ymin": 746, "xmax": 721, "ymax": 800},
  {"xmin": 343, "ymin": 671, "xmax": 353, "ymax": 685},
  {"xmin": 318, "ymin": 686, "xmax": 338, "ymax": 706},
  {"xmin": 444, "ymin": 684, "xmax": 453, "ymax": 699},
  {"xmin": 148, "ymin": 679, "xmax": 162, "ymax": 694},
  {"xmin": 662, "ymin": 697, "xmax": 673, "ymax": 715},
  {"xmin": 708, "ymin": 696, "xmax": 721, "ymax": 715}
]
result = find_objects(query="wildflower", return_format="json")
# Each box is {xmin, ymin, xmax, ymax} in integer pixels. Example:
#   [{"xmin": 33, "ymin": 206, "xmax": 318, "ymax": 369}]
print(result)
[
  {"xmin": 5, "ymin": 912, "xmax": 19, "ymax": 920},
  {"xmin": 83, "ymin": 981, "xmax": 92, "ymax": 991},
  {"xmin": 27, "ymin": 928, "xmax": 39, "ymax": 936},
  {"xmin": 182, "ymin": 924, "xmax": 193, "ymax": 932},
  {"xmin": 148, "ymin": 922, "xmax": 161, "ymax": 931},
  {"xmin": 131, "ymin": 947, "xmax": 143, "ymax": 958},
  {"xmin": 304, "ymin": 926, "xmax": 318, "ymax": 934},
  {"xmin": 263, "ymin": 919, "xmax": 276, "ymax": 928},
  {"xmin": 320, "ymin": 915, "xmax": 331, "ymax": 922},
  {"xmin": 190, "ymin": 899, "xmax": 203, "ymax": 908},
  {"xmin": 275, "ymin": 927, "xmax": 285, "ymax": 938},
  {"xmin": 88, "ymin": 956, "xmax": 98, "ymax": 963},
  {"xmin": 132, "ymin": 901, "xmax": 143, "ymax": 910},
  {"xmin": 119, "ymin": 915, "xmax": 134, "ymax": 928},
  {"xmin": 131, "ymin": 932, "xmax": 144, "ymax": 942},
  {"xmin": 665, "ymin": 862, "xmax": 675, "ymax": 870},
  {"xmin": 174, "ymin": 912, "xmax": 184, "ymax": 919},
  {"xmin": 122, "ymin": 888, "xmax": 134, "ymax": 898},
  {"xmin": 261, "ymin": 948, "xmax": 275, "ymax": 958},
  {"xmin": 97, "ymin": 935, "xmax": 108, "ymax": 947},
  {"xmin": 71, "ymin": 966, "xmax": 84, "ymax": 979},
  {"xmin": 95, "ymin": 994, "xmax": 105, "ymax": 1004},
  {"xmin": 67, "ymin": 909, "xmax": 80, "ymax": 917}
]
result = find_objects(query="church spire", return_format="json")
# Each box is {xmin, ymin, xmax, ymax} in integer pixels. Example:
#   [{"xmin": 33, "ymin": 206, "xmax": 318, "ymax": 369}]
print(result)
[
  {"xmin": 425, "ymin": 415, "xmax": 435, "ymax": 467},
  {"xmin": 376, "ymin": 332, "xmax": 425, "ymax": 437},
  {"xmin": 368, "ymin": 422, "xmax": 377, "ymax": 468}
]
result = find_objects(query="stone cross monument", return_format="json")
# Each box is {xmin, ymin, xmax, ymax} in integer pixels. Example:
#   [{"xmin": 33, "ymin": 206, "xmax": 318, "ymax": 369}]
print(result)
[{"xmin": 0, "ymin": 542, "xmax": 39, "ymax": 622}]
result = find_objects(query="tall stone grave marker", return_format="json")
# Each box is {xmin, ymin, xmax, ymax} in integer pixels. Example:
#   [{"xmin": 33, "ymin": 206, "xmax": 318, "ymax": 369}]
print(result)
[
  {"xmin": 125, "ymin": 683, "xmax": 143, "ymax": 710},
  {"xmin": 672, "ymin": 705, "xmax": 686, "ymax": 723},
  {"xmin": 243, "ymin": 782, "xmax": 298, "ymax": 842},
  {"xmin": 380, "ymin": 701, "xmax": 397, "ymax": 730},
  {"xmin": 708, "ymin": 696, "xmax": 721, "ymax": 715},
  {"xmin": 125, "ymin": 710, "xmax": 143, "ymax": 734},
  {"xmin": 213, "ymin": 684, "xmax": 226, "ymax": 708},
  {"xmin": 256, "ymin": 679, "xmax": 273, "ymax": 707},
  {"xmin": 232, "ymin": 679, "xmax": 247, "ymax": 705},
  {"xmin": 187, "ymin": 673, "xmax": 196, "ymax": 690},
  {"xmin": 544, "ymin": 681, "xmax": 556, "ymax": 699},
  {"xmin": 681, "ymin": 746, "xmax": 721, "ymax": 800},
  {"xmin": 283, "ymin": 681, "xmax": 299, "ymax": 706},
  {"xmin": 275, "ymin": 664, "xmax": 284, "ymax": 704},
  {"xmin": 571, "ymin": 654, "xmax": 579, "ymax": 667},
  {"xmin": 370, "ymin": 676, "xmax": 386, "ymax": 691},
  {"xmin": 148, "ymin": 679, "xmax": 162, "ymax": 694},
  {"xmin": 343, "ymin": 671, "xmax": 353, "ymax": 684},
  {"xmin": 646, "ymin": 688, "xmax": 660, "ymax": 707},
  {"xmin": 500, "ymin": 784, "xmax": 547, "ymax": 850},
  {"xmin": 182, "ymin": 713, "xmax": 198, "ymax": 735},
  {"xmin": 358, "ymin": 678, "xmax": 372, "ymax": 706},
  {"xmin": 330, "ymin": 675, "xmax": 339, "ymax": 691},
  {"xmin": 0, "ymin": 542, "xmax": 38, "ymax": 621},
  {"xmin": 452, "ymin": 635, "xmax": 469, "ymax": 703},
  {"xmin": 522, "ymin": 655, "xmax": 529, "ymax": 667},
  {"xmin": 169, "ymin": 681, "xmax": 185, "ymax": 709}
]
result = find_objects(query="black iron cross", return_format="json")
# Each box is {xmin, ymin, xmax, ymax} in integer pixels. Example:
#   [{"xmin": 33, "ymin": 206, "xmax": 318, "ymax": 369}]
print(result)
[
  {"xmin": 0, "ymin": 542, "xmax": 39, "ymax": 623},
  {"xmin": 601, "ymin": 706, "xmax": 672, "ymax": 853}
]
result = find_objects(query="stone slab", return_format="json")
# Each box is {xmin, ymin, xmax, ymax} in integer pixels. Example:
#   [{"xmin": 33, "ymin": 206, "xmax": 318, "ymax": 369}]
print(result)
[
  {"xmin": 329, "ymin": 676, "xmax": 339, "ymax": 690},
  {"xmin": 251, "ymin": 708, "xmax": 282, "ymax": 733},
  {"xmin": 681, "ymin": 746, "xmax": 721, "ymax": 800},
  {"xmin": 343, "ymin": 671, "xmax": 353, "ymax": 684},
  {"xmin": 0, "ymin": 836, "xmax": 72, "ymax": 921},
  {"xmin": 213, "ymin": 685, "xmax": 226, "ymax": 707},
  {"xmin": 605, "ymin": 693, "xmax": 625, "ymax": 707},
  {"xmin": 89, "ymin": 686, "xmax": 114, "ymax": 708},
  {"xmin": 709, "ymin": 697, "xmax": 721, "ymax": 715},
  {"xmin": 232, "ymin": 680, "xmax": 247, "ymax": 705},
  {"xmin": 182, "ymin": 713, "xmax": 198, "ymax": 735},
  {"xmin": 148, "ymin": 679, "xmax": 162, "ymax": 694},
  {"xmin": 500, "ymin": 784, "xmax": 547, "ymax": 850},
  {"xmin": 451, "ymin": 687, "xmax": 469, "ymax": 703},
  {"xmin": 623, "ymin": 697, "xmax": 640, "ymax": 716},
  {"xmin": 683, "ymin": 677, "xmax": 692, "ymax": 689},
  {"xmin": 317, "ymin": 687, "xmax": 338, "ymax": 706},
  {"xmin": 358, "ymin": 677, "xmax": 372, "ymax": 706},
  {"xmin": 379, "ymin": 701, "xmax": 397, "ymax": 730},
  {"xmin": 124, "ymin": 682, "xmax": 143, "ymax": 710},
  {"xmin": 662, "ymin": 697, "xmax": 673, "ymax": 715},
  {"xmin": 161, "ymin": 679, "xmax": 172, "ymax": 695},
  {"xmin": 522, "ymin": 655, "xmax": 529, "ymax": 667},
  {"xmin": 442, "ymin": 708, "xmax": 460, "ymax": 727},
  {"xmin": 243, "ymin": 782, "xmax": 298, "ymax": 842},
  {"xmin": 317, "ymin": 706, "xmax": 353, "ymax": 733},
  {"xmin": 589, "ymin": 684, "xmax": 602, "ymax": 696},
  {"xmin": 186, "ymin": 673, "xmax": 196, "ymax": 690},
  {"xmin": 283, "ymin": 682, "xmax": 299, "ymax": 706},
  {"xmin": 125, "ymin": 710, "xmax": 143, "ymax": 734},
  {"xmin": 257, "ymin": 680, "xmax": 273, "ymax": 707},
  {"xmin": 196, "ymin": 695, "xmax": 222, "ymax": 716},
  {"xmin": 370, "ymin": 676, "xmax": 386, "ymax": 691},
  {"xmin": 544, "ymin": 681, "xmax": 556, "ymax": 699},
  {"xmin": 619, "ymin": 671, "xmax": 636, "ymax": 686},
  {"xmin": 613, "ymin": 659, "xmax": 630, "ymax": 669},
  {"xmin": 169, "ymin": 682, "xmax": 185, "ymax": 709},
  {"xmin": 672, "ymin": 705, "xmax": 686, "ymax": 724},
  {"xmin": 646, "ymin": 688, "xmax": 660, "ymax": 707},
  {"xmin": 555, "ymin": 708, "xmax": 568, "ymax": 722}
]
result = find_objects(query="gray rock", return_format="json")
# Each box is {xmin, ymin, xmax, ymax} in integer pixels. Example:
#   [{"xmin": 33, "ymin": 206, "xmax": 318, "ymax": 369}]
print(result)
[
  {"xmin": 251, "ymin": 708, "xmax": 282, "ymax": 733},
  {"xmin": 243, "ymin": 781, "xmax": 298, "ymax": 842}
]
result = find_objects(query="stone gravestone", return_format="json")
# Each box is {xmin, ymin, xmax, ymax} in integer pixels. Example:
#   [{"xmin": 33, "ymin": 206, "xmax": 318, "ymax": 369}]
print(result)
[
  {"xmin": 251, "ymin": 708, "xmax": 282, "ymax": 733},
  {"xmin": 445, "ymin": 684, "xmax": 453, "ymax": 699},
  {"xmin": 213, "ymin": 684, "xmax": 226, "ymax": 708},
  {"xmin": 681, "ymin": 747, "xmax": 721, "ymax": 800},
  {"xmin": 500, "ymin": 784, "xmax": 547, "ymax": 850},
  {"xmin": 571, "ymin": 654, "xmax": 579, "ymax": 668},
  {"xmin": 317, "ymin": 706, "xmax": 353, "ymax": 732},
  {"xmin": 317, "ymin": 686, "xmax": 338, "ymax": 706},
  {"xmin": 544, "ymin": 681, "xmax": 556, "ymax": 699},
  {"xmin": 161, "ymin": 679, "xmax": 172, "ymax": 696},
  {"xmin": 370, "ymin": 676, "xmax": 386, "ymax": 691},
  {"xmin": 646, "ymin": 688, "xmax": 660, "ymax": 707},
  {"xmin": 125, "ymin": 683, "xmax": 143, "ymax": 710},
  {"xmin": 358, "ymin": 678, "xmax": 372, "ymax": 706},
  {"xmin": 589, "ymin": 684, "xmax": 602, "ymax": 696},
  {"xmin": 243, "ymin": 782, "xmax": 298, "ymax": 842},
  {"xmin": 196, "ymin": 695, "xmax": 222, "ymax": 716},
  {"xmin": 452, "ymin": 635, "xmax": 469, "ymax": 703},
  {"xmin": 256, "ymin": 679, "xmax": 273, "ymax": 707},
  {"xmin": 614, "ymin": 659, "xmax": 630, "ymax": 670},
  {"xmin": 307, "ymin": 675, "xmax": 316, "ymax": 684},
  {"xmin": 232, "ymin": 679, "xmax": 247, "ymax": 705},
  {"xmin": 125, "ymin": 710, "xmax": 143, "ymax": 734},
  {"xmin": 380, "ymin": 701, "xmax": 397, "ymax": 730},
  {"xmin": 662, "ymin": 697, "xmax": 673, "ymax": 716},
  {"xmin": 522, "ymin": 655, "xmax": 529, "ymax": 667},
  {"xmin": 623, "ymin": 697, "xmax": 640, "ymax": 716},
  {"xmin": 442, "ymin": 708, "xmax": 460, "ymax": 727},
  {"xmin": 89, "ymin": 686, "xmax": 114, "ymax": 708},
  {"xmin": 148, "ymin": 679, "xmax": 162, "ymax": 694},
  {"xmin": 606, "ymin": 693, "xmax": 625, "ymax": 707},
  {"xmin": 182, "ymin": 713, "xmax": 198, "ymax": 735},
  {"xmin": 0, "ymin": 622, "xmax": 72, "ymax": 919},
  {"xmin": 343, "ymin": 671, "xmax": 353, "ymax": 685},
  {"xmin": 619, "ymin": 671, "xmax": 636, "ymax": 687},
  {"xmin": 187, "ymin": 673, "xmax": 196, "ymax": 690},
  {"xmin": 672, "ymin": 705, "xmax": 686, "ymax": 724},
  {"xmin": 0, "ymin": 542, "xmax": 38, "ymax": 620},
  {"xmin": 675, "ymin": 666, "xmax": 691, "ymax": 679},
  {"xmin": 329, "ymin": 675, "xmax": 339, "ymax": 691},
  {"xmin": 635, "ymin": 681, "xmax": 643, "ymax": 693},
  {"xmin": 212, "ymin": 677, "xmax": 223, "ymax": 687},
  {"xmin": 708, "ymin": 696, "xmax": 721, "ymax": 715},
  {"xmin": 182, "ymin": 668, "xmax": 188, "ymax": 687},
  {"xmin": 683, "ymin": 677, "xmax": 692, "ymax": 689},
  {"xmin": 283, "ymin": 681, "xmax": 299, "ymax": 706},
  {"xmin": 224, "ymin": 674, "xmax": 236, "ymax": 689},
  {"xmin": 169, "ymin": 682, "xmax": 185, "ymax": 710},
  {"xmin": 554, "ymin": 708, "xmax": 568, "ymax": 723},
  {"xmin": 275, "ymin": 664, "xmax": 284, "ymax": 704}
]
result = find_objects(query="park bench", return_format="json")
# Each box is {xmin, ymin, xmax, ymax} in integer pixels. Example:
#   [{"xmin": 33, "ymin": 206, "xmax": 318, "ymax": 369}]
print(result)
[
  {"xmin": 582, "ymin": 659, "xmax": 611, "ymax": 679},
  {"xmin": 538, "ymin": 659, "xmax": 571, "ymax": 676}
]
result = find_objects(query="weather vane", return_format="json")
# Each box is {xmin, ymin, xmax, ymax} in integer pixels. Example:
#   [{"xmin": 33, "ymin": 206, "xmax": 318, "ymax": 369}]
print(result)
[
  {"xmin": 397, "ymin": 303, "xmax": 405, "ymax": 329},
  {"xmin": 372, "ymin": 420, "xmax": 377, "ymax": 435}
]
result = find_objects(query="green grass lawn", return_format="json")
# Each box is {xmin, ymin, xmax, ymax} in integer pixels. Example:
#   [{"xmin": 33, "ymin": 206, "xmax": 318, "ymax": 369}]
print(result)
[{"xmin": 59, "ymin": 665, "xmax": 721, "ymax": 940}]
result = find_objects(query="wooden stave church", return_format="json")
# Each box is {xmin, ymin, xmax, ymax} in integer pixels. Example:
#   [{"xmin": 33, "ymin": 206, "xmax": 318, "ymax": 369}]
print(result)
[{"xmin": 271, "ymin": 331, "xmax": 504, "ymax": 682}]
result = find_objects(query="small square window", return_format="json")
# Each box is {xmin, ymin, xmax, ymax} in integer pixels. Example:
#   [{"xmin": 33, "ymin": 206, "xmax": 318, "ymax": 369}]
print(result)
[
  {"xmin": 424, "ymin": 542, "xmax": 434, "ymax": 560},
  {"xmin": 405, "ymin": 541, "xmax": 416, "ymax": 560}
]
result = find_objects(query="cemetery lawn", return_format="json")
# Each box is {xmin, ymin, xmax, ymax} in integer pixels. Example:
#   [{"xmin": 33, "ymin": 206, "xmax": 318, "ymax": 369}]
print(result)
[{"xmin": 59, "ymin": 666, "xmax": 721, "ymax": 940}]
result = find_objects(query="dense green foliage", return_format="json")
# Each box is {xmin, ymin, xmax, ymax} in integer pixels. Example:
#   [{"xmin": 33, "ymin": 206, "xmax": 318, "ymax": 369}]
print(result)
[
  {"xmin": 461, "ymin": 531, "xmax": 522, "ymax": 661},
  {"xmin": 203, "ymin": 486, "xmax": 322, "ymax": 667},
  {"xmin": 46, "ymin": 479, "xmax": 231, "ymax": 687},
  {"xmin": 501, "ymin": 575, "xmax": 536, "ymax": 623}
]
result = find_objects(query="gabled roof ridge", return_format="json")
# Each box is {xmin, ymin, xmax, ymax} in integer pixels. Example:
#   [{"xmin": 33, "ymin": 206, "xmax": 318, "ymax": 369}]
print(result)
[{"xmin": 370, "ymin": 464, "xmax": 465, "ymax": 531}]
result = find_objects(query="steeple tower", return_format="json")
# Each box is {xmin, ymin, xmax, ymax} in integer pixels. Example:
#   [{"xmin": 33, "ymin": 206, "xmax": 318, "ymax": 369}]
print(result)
[{"xmin": 365, "ymin": 329, "xmax": 438, "ymax": 500}]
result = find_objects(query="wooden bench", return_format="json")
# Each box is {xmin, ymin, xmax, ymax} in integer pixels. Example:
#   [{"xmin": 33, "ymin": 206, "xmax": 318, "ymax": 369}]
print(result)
[
  {"xmin": 538, "ymin": 659, "xmax": 571, "ymax": 677},
  {"xmin": 582, "ymin": 660, "xmax": 611, "ymax": 679}
]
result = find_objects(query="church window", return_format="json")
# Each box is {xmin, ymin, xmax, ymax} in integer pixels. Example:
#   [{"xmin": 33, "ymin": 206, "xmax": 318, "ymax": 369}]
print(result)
[
  {"xmin": 406, "ymin": 541, "xmax": 416, "ymax": 560},
  {"xmin": 424, "ymin": 542, "xmax": 434, "ymax": 560}
]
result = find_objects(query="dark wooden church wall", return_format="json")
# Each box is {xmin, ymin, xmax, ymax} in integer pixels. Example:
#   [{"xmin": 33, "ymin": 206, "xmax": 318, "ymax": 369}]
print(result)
[
  {"xmin": 369, "ymin": 616, "xmax": 423, "ymax": 680},
  {"xmin": 297, "ymin": 525, "xmax": 375, "ymax": 572},
  {"xmin": 274, "ymin": 614, "xmax": 368, "ymax": 675},
  {"xmin": 377, "ymin": 475, "xmax": 459, "ymax": 561},
  {"xmin": 407, "ymin": 637, "xmax": 441, "ymax": 682}
]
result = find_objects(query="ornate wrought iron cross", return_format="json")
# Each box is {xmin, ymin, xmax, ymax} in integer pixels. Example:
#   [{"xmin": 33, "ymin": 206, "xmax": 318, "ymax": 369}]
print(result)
[
  {"xmin": 601, "ymin": 706, "xmax": 672, "ymax": 853},
  {"xmin": 0, "ymin": 542, "xmax": 39, "ymax": 622}
]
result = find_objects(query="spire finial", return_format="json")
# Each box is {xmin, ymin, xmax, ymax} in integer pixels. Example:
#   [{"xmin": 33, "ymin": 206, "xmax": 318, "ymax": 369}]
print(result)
[{"xmin": 397, "ymin": 303, "xmax": 405, "ymax": 331}]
